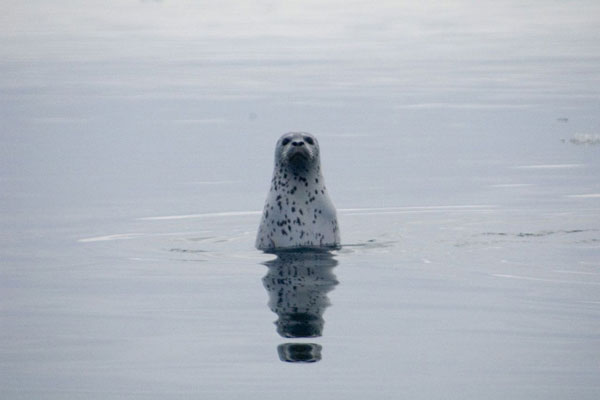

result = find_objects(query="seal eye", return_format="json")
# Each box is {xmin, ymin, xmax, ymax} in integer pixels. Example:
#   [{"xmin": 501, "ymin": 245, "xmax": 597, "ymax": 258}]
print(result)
[
  {"xmin": 304, "ymin": 137, "xmax": 314, "ymax": 145},
  {"xmin": 281, "ymin": 138, "xmax": 291, "ymax": 146}
]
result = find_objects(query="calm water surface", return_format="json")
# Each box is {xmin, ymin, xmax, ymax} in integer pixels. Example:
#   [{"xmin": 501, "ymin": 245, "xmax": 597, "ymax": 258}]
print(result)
[{"xmin": 2, "ymin": 1, "xmax": 600, "ymax": 399}]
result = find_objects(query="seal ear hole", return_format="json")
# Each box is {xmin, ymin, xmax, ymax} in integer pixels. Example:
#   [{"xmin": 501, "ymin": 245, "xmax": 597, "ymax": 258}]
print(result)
[
  {"xmin": 281, "ymin": 138, "xmax": 291, "ymax": 146},
  {"xmin": 304, "ymin": 137, "xmax": 314, "ymax": 145}
]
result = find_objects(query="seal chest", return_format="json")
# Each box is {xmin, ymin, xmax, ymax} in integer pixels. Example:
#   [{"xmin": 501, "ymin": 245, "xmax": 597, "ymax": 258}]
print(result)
[{"xmin": 256, "ymin": 132, "xmax": 340, "ymax": 251}]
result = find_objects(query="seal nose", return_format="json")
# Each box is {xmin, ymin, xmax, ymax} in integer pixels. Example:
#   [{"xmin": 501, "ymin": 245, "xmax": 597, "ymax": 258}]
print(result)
[{"xmin": 292, "ymin": 141, "xmax": 304, "ymax": 147}]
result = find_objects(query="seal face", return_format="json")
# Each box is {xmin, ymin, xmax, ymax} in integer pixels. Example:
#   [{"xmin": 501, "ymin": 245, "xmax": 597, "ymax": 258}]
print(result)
[{"xmin": 255, "ymin": 132, "xmax": 340, "ymax": 251}]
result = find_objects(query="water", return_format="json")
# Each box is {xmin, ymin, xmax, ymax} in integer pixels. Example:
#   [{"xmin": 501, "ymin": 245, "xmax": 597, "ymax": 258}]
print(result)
[{"xmin": 2, "ymin": 1, "xmax": 600, "ymax": 399}]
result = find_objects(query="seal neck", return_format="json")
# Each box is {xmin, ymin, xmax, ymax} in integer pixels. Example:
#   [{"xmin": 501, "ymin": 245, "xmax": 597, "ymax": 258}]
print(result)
[{"xmin": 275, "ymin": 162, "xmax": 322, "ymax": 181}]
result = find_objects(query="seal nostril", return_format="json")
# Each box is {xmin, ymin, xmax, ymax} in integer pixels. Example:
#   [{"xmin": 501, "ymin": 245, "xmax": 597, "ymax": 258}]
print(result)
[{"xmin": 292, "ymin": 141, "xmax": 304, "ymax": 147}]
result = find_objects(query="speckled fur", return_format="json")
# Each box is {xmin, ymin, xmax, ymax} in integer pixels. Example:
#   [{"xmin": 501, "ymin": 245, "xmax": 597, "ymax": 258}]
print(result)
[{"xmin": 256, "ymin": 132, "xmax": 340, "ymax": 251}]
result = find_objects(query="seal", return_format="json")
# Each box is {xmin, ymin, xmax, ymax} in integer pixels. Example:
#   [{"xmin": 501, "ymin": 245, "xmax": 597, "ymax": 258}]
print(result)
[{"xmin": 255, "ymin": 132, "xmax": 340, "ymax": 251}]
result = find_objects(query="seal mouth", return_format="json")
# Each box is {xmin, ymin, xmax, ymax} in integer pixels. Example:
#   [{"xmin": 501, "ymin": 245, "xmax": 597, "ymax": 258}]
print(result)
[
  {"xmin": 289, "ymin": 152, "xmax": 309, "ymax": 162},
  {"xmin": 286, "ymin": 147, "xmax": 312, "ymax": 165}
]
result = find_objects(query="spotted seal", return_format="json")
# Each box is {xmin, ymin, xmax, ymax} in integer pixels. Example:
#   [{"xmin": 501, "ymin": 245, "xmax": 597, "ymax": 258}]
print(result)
[{"xmin": 255, "ymin": 132, "xmax": 340, "ymax": 251}]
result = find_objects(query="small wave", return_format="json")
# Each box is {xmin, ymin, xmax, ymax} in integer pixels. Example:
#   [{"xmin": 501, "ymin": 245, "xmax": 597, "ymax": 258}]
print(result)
[
  {"xmin": 169, "ymin": 248, "xmax": 207, "ymax": 254},
  {"xmin": 491, "ymin": 273, "xmax": 600, "ymax": 286},
  {"xmin": 514, "ymin": 164, "xmax": 584, "ymax": 169},
  {"xmin": 340, "ymin": 239, "xmax": 397, "ymax": 250},
  {"xmin": 171, "ymin": 118, "xmax": 228, "ymax": 124},
  {"xmin": 566, "ymin": 133, "xmax": 600, "ymax": 146},
  {"xmin": 455, "ymin": 229, "xmax": 598, "ymax": 247},
  {"xmin": 179, "ymin": 180, "xmax": 240, "ymax": 186},
  {"xmin": 138, "ymin": 205, "xmax": 497, "ymax": 221},
  {"xmin": 339, "ymin": 205, "xmax": 495, "ymax": 213},
  {"xmin": 78, "ymin": 231, "xmax": 210, "ymax": 243},
  {"xmin": 488, "ymin": 183, "xmax": 534, "ymax": 188},
  {"xmin": 139, "ymin": 211, "xmax": 261, "ymax": 221},
  {"xmin": 554, "ymin": 270, "xmax": 600, "ymax": 276},
  {"xmin": 567, "ymin": 193, "xmax": 600, "ymax": 199},
  {"xmin": 482, "ymin": 229, "xmax": 594, "ymax": 238},
  {"xmin": 78, "ymin": 233, "xmax": 145, "ymax": 243}
]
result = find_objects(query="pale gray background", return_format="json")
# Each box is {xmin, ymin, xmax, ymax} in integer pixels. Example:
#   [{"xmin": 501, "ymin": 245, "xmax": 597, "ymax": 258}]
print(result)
[{"xmin": 1, "ymin": 1, "xmax": 599, "ymax": 399}]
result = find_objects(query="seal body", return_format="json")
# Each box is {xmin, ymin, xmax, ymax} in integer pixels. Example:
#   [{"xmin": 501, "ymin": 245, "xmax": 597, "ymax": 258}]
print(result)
[{"xmin": 256, "ymin": 132, "xmax": 340, "ymax": 251}]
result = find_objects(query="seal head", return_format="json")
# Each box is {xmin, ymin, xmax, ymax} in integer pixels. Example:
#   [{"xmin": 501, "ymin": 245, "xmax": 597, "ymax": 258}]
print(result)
[
  {"xmin": 256, "ymin": 132, "xmax": 340, "ymax": 251},
  {"xmin": 276, "ymin": 133, "xmax": 318, "ymax": 171}
]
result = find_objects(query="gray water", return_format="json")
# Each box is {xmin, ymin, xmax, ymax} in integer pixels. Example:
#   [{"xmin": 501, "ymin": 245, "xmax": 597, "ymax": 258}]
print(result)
[{"xmin": 2, "ymin": 1, "xmax": 600, "ymax": 399}]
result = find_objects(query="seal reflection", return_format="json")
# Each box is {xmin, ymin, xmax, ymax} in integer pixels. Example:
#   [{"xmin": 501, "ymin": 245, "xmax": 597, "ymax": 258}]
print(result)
[{"xmin": 262, "ymin": 250, "xmax": 338, "ymax": 363}]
